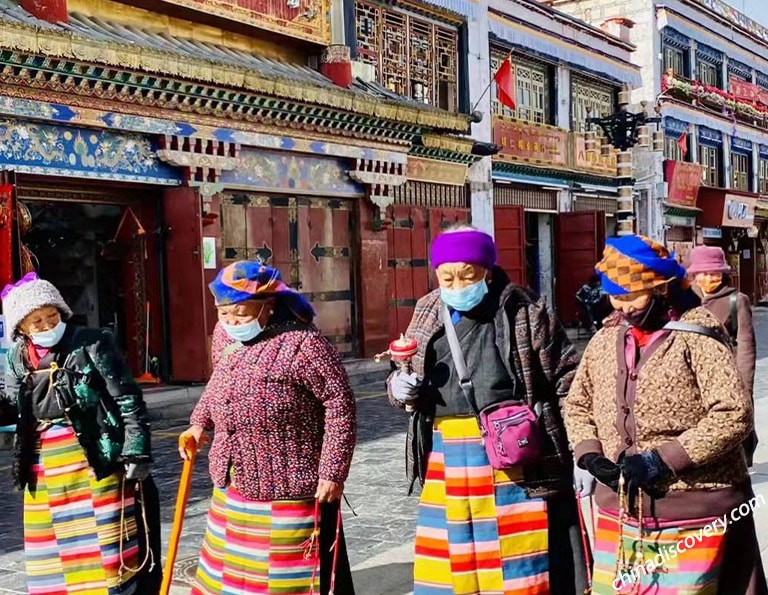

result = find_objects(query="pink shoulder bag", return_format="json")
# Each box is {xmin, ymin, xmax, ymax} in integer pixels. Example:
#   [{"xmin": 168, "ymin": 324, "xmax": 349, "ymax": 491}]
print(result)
[{"xmin": 442, "ymin": 304, "xmax": 541, "ymax": 469}]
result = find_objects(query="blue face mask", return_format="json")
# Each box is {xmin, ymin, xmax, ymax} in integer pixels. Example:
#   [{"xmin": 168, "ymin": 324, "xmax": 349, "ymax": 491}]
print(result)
[
  {"xmin": 31, "ymin": 321, "xmax": 67, "ymax": 348},
  {"xmin": 221, "ymin": 319, "xmax": 263, "ymax": 343},
  {"xmin": 440, "ymin": 279, "xmax": 489, "ymax": 312}
]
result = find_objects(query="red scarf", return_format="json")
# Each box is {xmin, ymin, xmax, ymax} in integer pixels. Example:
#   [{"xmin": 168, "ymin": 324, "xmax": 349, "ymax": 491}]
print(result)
[{"xmin": 26, "ymin": 343, "xmax": 50, "ymax": 370}]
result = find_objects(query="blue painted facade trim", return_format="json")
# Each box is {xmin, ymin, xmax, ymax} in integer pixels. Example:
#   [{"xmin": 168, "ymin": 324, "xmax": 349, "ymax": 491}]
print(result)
[
  {"xmin": 731, "ymin": 137, "xmax": 753, "ymax": 154},
  {"xmin": 491, "ymin": 170, "xmax": 567, "ymax": 187},
  {"xmin": 488, "ymin": 19, "xmax": 641, "ymax": 88},
  {"xmin": 760, "ymin": 144, "xmax": 768, "ymax": 159},
  {"xmin": 0, "ymin": 117, "xmax": 181, "ymax": 185},
  {"xmin": 696, "ymin": 43, "xmax": 723, "ymax": 65},
  {"xmin": 727, "ymin": 58, "xmax": 752, "ymax": 82},
  {"xmin": 698, "ymin": 126, "xmax": 723, "ymax": 147},
  {"xmin": 661, "ymin": 27, "xmax": 691, "ymax": 50},
  {"xmin": 664, "ymin": 116, "xmax": 689, "ymax": 136}
]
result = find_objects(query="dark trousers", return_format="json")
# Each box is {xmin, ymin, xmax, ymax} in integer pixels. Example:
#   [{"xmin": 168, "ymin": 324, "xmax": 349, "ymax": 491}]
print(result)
[
  {"xmin": 547, "ymin": 489, "xmax": 591, "ymax": 595},
  {"xmin": 134, "ymin": 475, "xmax": 163, "ymax": 594},
  {"xmin": 319, "ymin": 501, "xmax": 355, "ymax": 595},
  {"xmin": 718, "ymin": 507, "xmax": 768, "ymax": 594}
]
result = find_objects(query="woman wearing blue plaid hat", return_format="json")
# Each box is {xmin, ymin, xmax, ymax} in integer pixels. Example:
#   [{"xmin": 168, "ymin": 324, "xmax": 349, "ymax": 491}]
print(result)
[
  {"xmin": 564, "ymin": 235, "xmax": 766, "ymax": 594},
  {"xmin": 179, "ymin": 261, "xmax": 357, "ymax": 595}
]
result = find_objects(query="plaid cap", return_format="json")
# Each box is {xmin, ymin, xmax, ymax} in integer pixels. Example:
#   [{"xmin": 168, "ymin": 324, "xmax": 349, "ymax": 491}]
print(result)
[{"xmin": 596, "ymin": 235, "xmax": 688, "ymax": 296}]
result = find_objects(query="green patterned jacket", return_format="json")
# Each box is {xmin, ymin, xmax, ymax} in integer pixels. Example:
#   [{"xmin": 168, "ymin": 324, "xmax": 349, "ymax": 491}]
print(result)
[{"xmin": 1, "ymin": 325, "xmax": 151, "ymax": 490}]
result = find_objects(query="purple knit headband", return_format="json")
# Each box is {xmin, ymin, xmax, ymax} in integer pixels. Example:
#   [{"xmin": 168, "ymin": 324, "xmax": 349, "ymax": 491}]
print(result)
[
  {"xmin": 1, "ymin": 272, "xmax": 38, "ymax": 300},
  {"xmin": 430, "ymin": 230, "xmax": 497, "ymax": 270}
]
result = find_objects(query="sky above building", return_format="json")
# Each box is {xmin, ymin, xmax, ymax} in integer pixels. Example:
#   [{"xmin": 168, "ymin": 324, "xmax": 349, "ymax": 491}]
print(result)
[{"xmin": 726, "ymin": 0, "xmax": 768, "ymax": 26}]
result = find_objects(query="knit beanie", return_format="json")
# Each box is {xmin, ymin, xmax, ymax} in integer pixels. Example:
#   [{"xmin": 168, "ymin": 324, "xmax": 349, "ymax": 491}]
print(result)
[{"xmin": 1, "ymin": 272, "xmax": 73, "ymax": 339}]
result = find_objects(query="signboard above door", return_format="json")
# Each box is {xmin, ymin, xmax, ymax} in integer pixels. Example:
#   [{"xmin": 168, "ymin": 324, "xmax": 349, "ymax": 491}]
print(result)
[{"xmin": 493, "ymin": 119, "xmax": 568, "ymax": 167}]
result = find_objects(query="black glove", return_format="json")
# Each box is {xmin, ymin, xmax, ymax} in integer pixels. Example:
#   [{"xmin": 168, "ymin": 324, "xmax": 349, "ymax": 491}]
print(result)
[
  {"xmin": 578, "ymin": 453, "xmax": 621, "ymax": 492},
  {"xmin": 620, "ymin": 450, "xmax": 672, "ymax": 494}
]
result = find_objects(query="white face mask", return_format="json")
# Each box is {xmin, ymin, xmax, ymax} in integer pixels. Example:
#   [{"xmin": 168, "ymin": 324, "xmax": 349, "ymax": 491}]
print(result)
[{"xmin": 30, "ymin": 320, "xmax": 67, "ymax": 348}]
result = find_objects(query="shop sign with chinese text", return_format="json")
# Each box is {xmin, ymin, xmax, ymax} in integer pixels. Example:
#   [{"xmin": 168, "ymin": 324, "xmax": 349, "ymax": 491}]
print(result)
[
  {"xmin": 572, "ymin": 133, "xmax": 616, "ymax": 175},
  {"xmin": 722, "ymin": 194, "xmax": 757, "ymax": 228},
  {"xmin": 730, "ymin": 78, "xmax": 768, "ymax": 108},
  {"xmin": 665, "ymin": 161, "xmax": 703, "ymax": 208},
  {"xmin": 493, "ymin": 119, "xmax": 567, "ymax": 167}
]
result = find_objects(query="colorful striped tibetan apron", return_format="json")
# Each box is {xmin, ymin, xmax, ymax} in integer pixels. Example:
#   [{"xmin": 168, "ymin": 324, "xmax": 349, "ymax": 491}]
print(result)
[
  {"xmin": 192, "ymin": 487, "xmax": 321, "ymax": 595},
  {"xmin": 592, "ymin": 509, "xmax": 726, "ymax": 594},
  {"xmin": 24, "ymin": 425, "xmax": 139, "ymax": 595},
  {"xmin": 413, "ymin": 416, "xmax": 549, "ymax": 595}
]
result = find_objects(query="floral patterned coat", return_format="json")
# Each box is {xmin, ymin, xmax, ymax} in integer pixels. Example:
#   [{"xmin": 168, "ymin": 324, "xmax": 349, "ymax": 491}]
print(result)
[{"xmin": 191, "ymin": 321, "xmax": 357, "ymax": 501}]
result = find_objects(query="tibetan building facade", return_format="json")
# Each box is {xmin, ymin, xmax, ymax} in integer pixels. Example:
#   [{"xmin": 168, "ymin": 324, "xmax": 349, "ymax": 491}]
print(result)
[
  {"xmin": 549, "ymin": 0, "xmax": 768, "ymax": 304},
  {"xmin": 480, "ymin": 0, "xmax": 642, "ymax": 325},
  {"xmin": 0, "ymin": 0, "xmax": 479, "ymax": 382}
]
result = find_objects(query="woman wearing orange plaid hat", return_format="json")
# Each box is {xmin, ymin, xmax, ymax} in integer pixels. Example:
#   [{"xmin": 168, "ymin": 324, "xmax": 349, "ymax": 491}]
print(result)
[{"xmin": 563, "ymin": 235, "xmax": 766, "ymax": 594}]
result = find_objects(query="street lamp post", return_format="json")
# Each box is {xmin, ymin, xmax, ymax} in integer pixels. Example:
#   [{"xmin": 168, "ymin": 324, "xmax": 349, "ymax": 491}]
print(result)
[{"xmin": 585, "ymin": 87, "xmax": 663, "ymax": 236}]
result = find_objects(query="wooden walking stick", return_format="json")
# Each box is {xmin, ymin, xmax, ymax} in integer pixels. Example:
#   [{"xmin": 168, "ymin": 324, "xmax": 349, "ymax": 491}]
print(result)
[{"xmin": 160, "ymin": 434, "xmax": 199, "ymax": 595}]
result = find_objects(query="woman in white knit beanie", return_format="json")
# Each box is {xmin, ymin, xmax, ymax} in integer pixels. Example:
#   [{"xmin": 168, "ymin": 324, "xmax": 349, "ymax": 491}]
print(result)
[{"xmin": 1, "ymin": 272, "xmax": 158, "ymax": 594}]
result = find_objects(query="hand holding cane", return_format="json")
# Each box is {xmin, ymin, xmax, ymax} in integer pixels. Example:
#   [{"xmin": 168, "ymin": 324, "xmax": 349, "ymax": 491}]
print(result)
[{"xmin": 160, "ymin": 431, "xmax": 205, "ymax": 595}]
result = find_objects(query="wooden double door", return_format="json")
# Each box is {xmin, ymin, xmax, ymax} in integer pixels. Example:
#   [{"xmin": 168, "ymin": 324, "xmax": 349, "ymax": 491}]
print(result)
[
  {"xmin": 219, "ymin": 193, "xmax": 356, "ymax": 356},
  {"xmin": 385, "ymin": 204, "xmax": 470, "ymax": 339},
  {"xmin": 494, "ymin": 206, "xmax": 606, "ymax": 326}
]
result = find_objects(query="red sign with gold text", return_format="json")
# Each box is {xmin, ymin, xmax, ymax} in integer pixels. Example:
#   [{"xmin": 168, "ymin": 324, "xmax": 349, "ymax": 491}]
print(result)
[
  {"xmin": 665, "ymin": 161, "xmax": 703, "ymax": 208},
  {"xmin": 159, "ymin": 0, "xmax": 330, "ymax": 45},
  {"xmin": 730, "ymin": 78, "xmax": 768, "ymax": 108},
  {"xmin": 493, "ymin": 119, "xmax": 568, "ymax": 167}
]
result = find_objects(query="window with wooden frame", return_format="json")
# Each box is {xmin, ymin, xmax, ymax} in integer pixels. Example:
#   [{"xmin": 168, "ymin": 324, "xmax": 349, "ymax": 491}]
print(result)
[
  {"xmin": 663, "ymin": 46, "xmax": 687, "ymax": 78},
  {"xmin": 664, "ymin": 133, "xmax": 688, "ymax": 162},
  {"xmin": 490, "ymin": 50, "xmax": 550, "ymax": 124},
  {"xmin": 731, "ymin": 152, "xmax": 751, "ymax": 192},
  {"xmin": 699, "ymin": 145, "xmax": 721, "ymax": 187},
  {"xmin": 571, "ymin": 76, "xmax": 615, "ymax": 133},
  {"xmin": 355, "ymin": 0, "xmax": 459, "ymax": 111},
  {"xmin": 697, "ymin": 61, "xmax": 721, "ymax": 87},
  {"xmin": 759, "ymin": 158, "xmax": 768, "ymax": 194}
]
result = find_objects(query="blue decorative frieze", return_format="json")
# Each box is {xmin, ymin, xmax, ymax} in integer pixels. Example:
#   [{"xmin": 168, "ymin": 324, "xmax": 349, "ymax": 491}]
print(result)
[
  {"xmin": 661, "ymin": 27, "xmax": 690, "ymax": 50},
  {"xmin": 698, "ymin": 126, "xmax": 723, "ymax": 147},
  {"xmin": 696, "ymin": 43, "xmax": 723, "ymax": 65},
  {"xmin": 731, "ymin": 137, "xmax": 753, "ymax": 155},
  {"xmin": 757, "ymin": 72, "xmax": 768, "ymax": 90},
  {"xmin": 220, "ymin": 149, "xmax": 363, "ymax": 196},
  {"xmin": 760, "ymin": 144, "xmax": 768, "ymax": 159},
  {"xmin": 0, "ymin": 117, "xmax": 181, "ymax": 184},
  {"xmin": 727, "ymin": 58, "xmax": 752, "ymax": 82},
  {"xmin": 663, "ymin": 116, "xmax": 689, "ymax": 136}
]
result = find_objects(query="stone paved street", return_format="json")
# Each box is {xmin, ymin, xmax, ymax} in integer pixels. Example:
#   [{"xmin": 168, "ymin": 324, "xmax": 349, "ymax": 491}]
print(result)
[{"xmin": 1, "ymin": 313, "xmax": 768, "ymax": 594}]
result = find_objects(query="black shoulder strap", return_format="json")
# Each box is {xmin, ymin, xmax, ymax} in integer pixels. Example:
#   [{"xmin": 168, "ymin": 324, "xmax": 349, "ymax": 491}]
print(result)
[
  {"xmin": 663, "ymin": 321, "xmax": 730, "ymax": 348},
  {"xmin": 729, "ymin": 293, "xmax": 739, "ymax": 339},
  {"xmin": 442, "ymin": 304, "xmax": 481, "ymax": 417}
]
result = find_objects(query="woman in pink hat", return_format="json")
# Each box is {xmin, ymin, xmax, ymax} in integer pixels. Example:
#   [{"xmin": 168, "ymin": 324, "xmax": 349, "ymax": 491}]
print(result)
[{"xmin": 687, "ymin": 245, "xmax": 757, "ymax": 465}]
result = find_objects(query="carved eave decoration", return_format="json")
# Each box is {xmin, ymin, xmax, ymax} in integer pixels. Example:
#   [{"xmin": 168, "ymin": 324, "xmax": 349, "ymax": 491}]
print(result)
[{"xmin": 0, "ymin": 20, "xmax": 470, "ymax": 134}]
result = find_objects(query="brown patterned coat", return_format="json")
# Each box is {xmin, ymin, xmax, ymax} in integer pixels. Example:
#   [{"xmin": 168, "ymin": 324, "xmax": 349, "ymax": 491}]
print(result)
[{"xmin": 564, "ymin": 306, "xmax": 754, "ymax": 520}]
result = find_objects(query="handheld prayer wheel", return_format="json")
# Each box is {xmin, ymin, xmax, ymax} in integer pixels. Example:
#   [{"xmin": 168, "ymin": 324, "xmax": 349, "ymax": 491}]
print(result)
[{"xmin": 374, "ymin": 334, "xmax": 418, "ymax": 373}]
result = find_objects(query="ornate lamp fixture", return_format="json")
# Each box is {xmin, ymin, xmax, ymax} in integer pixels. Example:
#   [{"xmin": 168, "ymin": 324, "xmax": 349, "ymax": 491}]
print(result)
[{"xmin": 585, "ymin": 87, "xmax": 664, "ymax": 236}]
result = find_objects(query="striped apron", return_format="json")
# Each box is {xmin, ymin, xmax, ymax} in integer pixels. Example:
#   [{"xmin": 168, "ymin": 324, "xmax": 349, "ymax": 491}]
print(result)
[
  {"xmin": 192, "ymin": 487, "xmax": 321, "ymax": 595},
  {"xmin": 413, "ymin": 416, "xmax": 549, "ymax": 595},
  {"xmin": 24, "ymin": 425, "xmax": 139, "ymax": 595}
]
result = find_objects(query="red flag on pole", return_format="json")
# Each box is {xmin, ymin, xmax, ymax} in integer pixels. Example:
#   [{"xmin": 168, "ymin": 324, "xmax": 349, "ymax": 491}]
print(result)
[
  {"xmin": 494, "ymin": 56, "xmax": 516, "ymax": 111},
  {"xmin": 677, "ymin": 128, "xmax": 688, "ymax": 158}
]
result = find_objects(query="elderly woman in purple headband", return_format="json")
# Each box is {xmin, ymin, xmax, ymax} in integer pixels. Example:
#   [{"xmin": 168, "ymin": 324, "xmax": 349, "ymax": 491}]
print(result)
[
  {"xmin": 387, "ymin": 224, "xmax": 590, "ymax": 594},
  {"xmin": 1, "ymin": 272, "xmax": 157, "ymax": 594}
]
